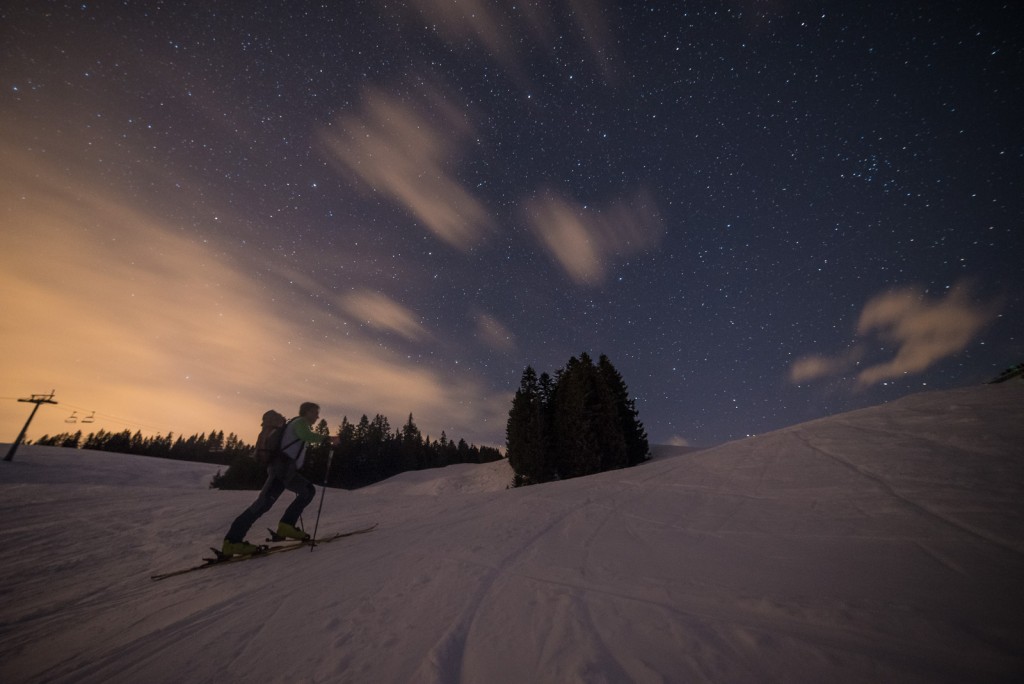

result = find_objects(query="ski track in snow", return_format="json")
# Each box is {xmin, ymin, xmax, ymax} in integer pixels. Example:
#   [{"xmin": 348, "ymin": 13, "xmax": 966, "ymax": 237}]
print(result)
[
  {"xmin": 413, "ymin": 498, "xmax": 590, "ymax": 683},
  {"xmin": 792, "ymin": 429, "xmax": 1024, "ymax": 557},
  {"xmin": 1, "ymin": 383, "xmax": 1023, "ymax": 682}
]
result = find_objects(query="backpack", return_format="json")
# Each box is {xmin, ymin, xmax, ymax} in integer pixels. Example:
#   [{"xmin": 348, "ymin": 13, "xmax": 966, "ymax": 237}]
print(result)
[{"xmin": 254, "ymin": 410, "xmax": 288, "ymax": 464}]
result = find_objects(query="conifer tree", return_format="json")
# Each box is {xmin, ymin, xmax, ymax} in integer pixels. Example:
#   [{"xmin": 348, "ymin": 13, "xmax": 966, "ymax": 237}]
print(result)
[
  {"xmin": 552, "ymin": 353, "xmax": 625, "ymax": 478},
  {"xmin": 598, "ymin": 354, "xmax": 650, "ymax": 466},
  {"xmin": 550, "ymin": 356, "xmax": 589, "ymax": 479},
  {"xmin": 506, "ymin": 366, "xmax": 551, "ymax": 485},
  {"xmin": 507, "ymin": 353, "xmax": 649, "ymax": 486},
  {"xmin": 400, "ymin": 413, "xmax": 424, "ymax": 471}
]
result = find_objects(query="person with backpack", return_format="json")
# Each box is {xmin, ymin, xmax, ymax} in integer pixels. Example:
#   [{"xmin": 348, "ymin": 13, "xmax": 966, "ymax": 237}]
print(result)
[{"xmin": 221, "ymin": 402, "xmax": 339, "ymax": 556}]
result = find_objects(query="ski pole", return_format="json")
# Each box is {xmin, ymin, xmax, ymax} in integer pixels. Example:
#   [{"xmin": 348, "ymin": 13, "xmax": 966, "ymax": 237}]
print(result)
[{"xmin": 310, "ymin": 448, "xmax": 334, "ymax": 552}]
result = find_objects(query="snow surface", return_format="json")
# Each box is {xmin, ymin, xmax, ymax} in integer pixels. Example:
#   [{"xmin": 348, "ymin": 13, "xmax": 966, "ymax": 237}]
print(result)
[{"xmin": 1, "ymin": 383, "xmax": 1023, "ymax": 683}]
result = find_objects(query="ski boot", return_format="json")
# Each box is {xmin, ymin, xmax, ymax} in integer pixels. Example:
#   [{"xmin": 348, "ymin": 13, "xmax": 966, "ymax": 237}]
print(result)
[
  {"xmin": 221, "ymin": 539, "xmax": 263, "ymax": 557},
  {"xmin": 275, "ymin": 522, "xmax": 311, "ymax": 541}
]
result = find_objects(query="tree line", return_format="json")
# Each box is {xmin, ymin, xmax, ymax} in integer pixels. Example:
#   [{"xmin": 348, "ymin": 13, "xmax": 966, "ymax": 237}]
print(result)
[
  {"xmin": 506, "ymin": 353, "xmax": 649, "ymax": 486},
  {"xmin": 212, "ymin": 412, "xmax": 502, "ymax": 490},
  {"xmin": 33, "ymin": 413, "xmax": 502, "ymax": 490},
  {"xmin": 32, "ymin": 429, "xmax": 248, "ymax": 465}
]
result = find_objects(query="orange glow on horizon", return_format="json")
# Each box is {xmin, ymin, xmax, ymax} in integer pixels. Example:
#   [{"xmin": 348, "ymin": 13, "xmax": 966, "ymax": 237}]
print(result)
[{"xmin": 0, "ymin": 138, "xmax": 508, "ymax": 448}]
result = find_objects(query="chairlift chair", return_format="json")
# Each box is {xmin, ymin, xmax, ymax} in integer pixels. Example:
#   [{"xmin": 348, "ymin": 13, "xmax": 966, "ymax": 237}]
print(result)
[
  {"xmin": 81, "ymin": 411, "xmax": 96, "ymax": 424},
  {"xmin": 65, "ymin": 411, "xmax": 78, "ymax": 423}
]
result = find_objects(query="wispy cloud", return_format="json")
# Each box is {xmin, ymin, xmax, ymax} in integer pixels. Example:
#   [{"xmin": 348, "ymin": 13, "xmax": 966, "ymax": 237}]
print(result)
[
  {"xmin": 789, "ymin": 282, "xmax": 1000, "ymax": 387},
  {"xmin": 564, "ymin": 0, "xmax": 621, "ymax": 82},
  {"xmin": 853, "ymin": 282, "xmax": 1000, "ymax": 387},
  {"xmin": 789, "ymin": 349, "xmax": 863, "ymax": 384},
  {"xmin": 522, "ymin": 189, "xmax": 663, "ymax": 285},
  {"xmin": 406, "ymin": 0, "xmax": 517, "ymax": 67},
  {"xmin": 0, "ymin": 140, "xmax": 506, "ymax": 445},
  {"xmin": 319, "ymin": 85, "xmax": 493, "ymax": 251},
  {"xmin": 405, "ymin": 0, "xmax": 620, "ymax": 85},
  {"xmin": 341, "ymin": 291, "xmax": 428, "ymax": 342},
  {"xmin": 474, "ymin": 312, "xmax": 517, "ymax": 353}
]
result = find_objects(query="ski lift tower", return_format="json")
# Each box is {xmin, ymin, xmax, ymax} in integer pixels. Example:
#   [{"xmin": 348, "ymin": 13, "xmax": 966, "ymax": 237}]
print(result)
[{"xmin": 4, "ymin": 391, "xmax": 58, "ymax": 462}]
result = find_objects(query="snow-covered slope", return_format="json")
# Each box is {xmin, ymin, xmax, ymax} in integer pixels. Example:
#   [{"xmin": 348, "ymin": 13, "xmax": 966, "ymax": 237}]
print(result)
[
  {"xmin": 359, "ymin": 458, "xmax": 513, "ymax": 497},
  {"xmin": 1, "ymin": 383, "xmax": 1022, "ymax": 683}
]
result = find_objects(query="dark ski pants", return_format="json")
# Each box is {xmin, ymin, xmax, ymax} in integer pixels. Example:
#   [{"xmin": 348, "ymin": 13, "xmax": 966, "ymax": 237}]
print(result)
[{"xmin": 225, "ymin": 458, "xmax": 315, "ymax": 542}]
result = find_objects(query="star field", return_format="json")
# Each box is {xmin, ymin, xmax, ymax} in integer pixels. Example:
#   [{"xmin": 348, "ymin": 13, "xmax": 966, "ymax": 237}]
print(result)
[{"xmin": 1, "ymin": 1, "xmax": 1021, "ymax": 448}]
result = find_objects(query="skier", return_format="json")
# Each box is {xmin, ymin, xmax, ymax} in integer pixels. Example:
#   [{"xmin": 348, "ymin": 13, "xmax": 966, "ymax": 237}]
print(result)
[{"xmin": 221, "ymin": 402, "xmax": 339, "ymax": 556}]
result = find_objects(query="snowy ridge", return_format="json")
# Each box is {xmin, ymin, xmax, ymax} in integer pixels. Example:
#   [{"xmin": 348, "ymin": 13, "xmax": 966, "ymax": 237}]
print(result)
[
  {"xmin": 1, "ymin": 383, "xmax": 1022, "ymax": 683},
  {"xmin": 358, "ymin": 459, "xmax": 514, "ymax": 497}
]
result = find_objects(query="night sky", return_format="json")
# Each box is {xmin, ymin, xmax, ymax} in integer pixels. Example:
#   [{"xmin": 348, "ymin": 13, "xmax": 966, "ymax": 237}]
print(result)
[{"xmin": 2, "ymin": 1, "xmax": 1022, "ymax": 449}]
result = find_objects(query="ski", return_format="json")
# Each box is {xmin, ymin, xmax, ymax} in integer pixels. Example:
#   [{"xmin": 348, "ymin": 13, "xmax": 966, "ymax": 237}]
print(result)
[
  {"xmin": 266, "ymin": 528, "xmax": 317, "ymax": 543},
  {"xmin": 150, "ymin": 523, "xmax": 378, "ymax": 581},
  {"xmin": 264, "ymin": 522, "xmax": 379, "ymax": 545}
]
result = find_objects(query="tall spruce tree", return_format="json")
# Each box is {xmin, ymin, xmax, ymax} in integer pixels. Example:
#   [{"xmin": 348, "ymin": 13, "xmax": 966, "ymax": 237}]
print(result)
[
  {"xmin": 553, "ymin": 353, "xmax": 626, "ymax": 478},
  {"xmin": 400, "ymin": 413, "xmax": 424, "ymax": 471},
  {"xmin": 551, "ymin": 356, "xmax": 588, "ymax": 479},
  {"xmin": 598, "ymin": 354, "xmax": 650, "ymax": 466},
  {"xmin": 506, "ymin": 366, "xmax": 550, "ymax": 485},
  {"xmin": 507, "ymin": 353, "xmax": 649, "ymax": 486}
]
